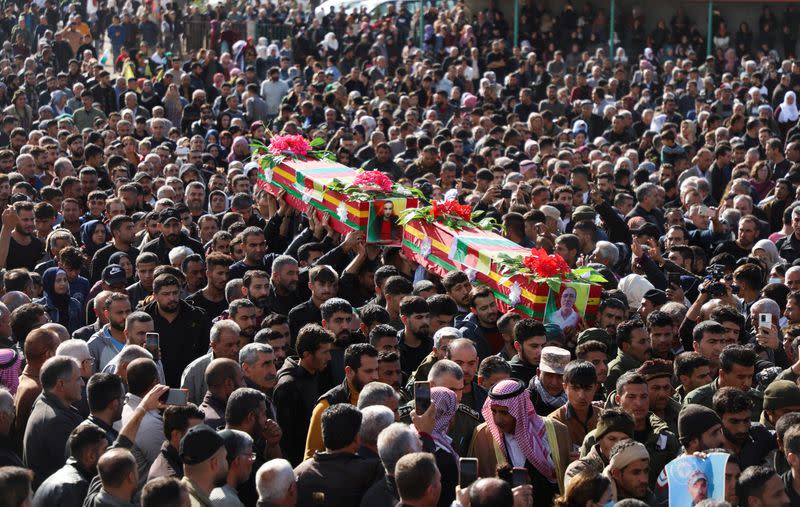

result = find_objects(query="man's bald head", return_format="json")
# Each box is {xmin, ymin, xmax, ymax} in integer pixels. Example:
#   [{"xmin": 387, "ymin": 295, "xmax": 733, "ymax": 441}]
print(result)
[
  {"xmin": 94, "ymin": 291, "xmax": 113, "ymax": 324},
  {"xmin": 23, "ymin": 328, "xmax": 59, "ymax": 364},
  {"xmin": 1, "ymin": 291, "xmax": 30, "ymax": 313},
  {"xmin": 469, "ymin": 478, "xmax": 514, "ymax": 507},
  {"xmin": 41, "ymin": 323, "xmax": 70, "ymax": 343}
]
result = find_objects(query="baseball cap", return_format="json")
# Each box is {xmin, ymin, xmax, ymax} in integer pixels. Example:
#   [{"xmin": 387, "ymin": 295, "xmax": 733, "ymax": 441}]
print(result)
[
  {"xmin": 180, "ymin": 424, "xmax": 225, "ymax": 465},
  {"xmin": 101, "ymin": 264, "xmax": 126, "ymax": 287},
  {"xmin": 159, "ymin": 208, "xmax": 182, "ymax": 224}
]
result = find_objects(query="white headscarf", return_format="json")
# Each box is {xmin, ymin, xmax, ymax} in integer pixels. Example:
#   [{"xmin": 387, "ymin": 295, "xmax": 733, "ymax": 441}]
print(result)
[
  {"xmin": 779, "ymin": 91, "xmax": 799, "ymax": 123},
  {"xmin": 322, "ymin": 32, "xmax": 339, "ymax": 51},
  {"xmin": 618, "ymin": 274, "xmax": 655, "ymax": 311}
]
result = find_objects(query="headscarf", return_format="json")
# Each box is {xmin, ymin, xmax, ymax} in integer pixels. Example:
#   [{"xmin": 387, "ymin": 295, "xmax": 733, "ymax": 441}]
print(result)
[
  {"xmin": 109, "ymin": 251, "xmax": 134, "ymax": 284},
  {"xmin": 482, "ymin": 379, "xmax": 556, "ymax": 481},
  {"xmin": 779, "ymin": 91, "xmax": 799, "ymax": 123},
  {"xmin": 42, "ymin": 267, "xmax": 71, "ymax": 326},
  {"xmin": 431, "ymin": 387, "xmax": 458, "ymax": 461},
  {"xmin": 80, "ymin": 220, "xmax": 108, "ymax": 258},
  {"xmin": 204, "ymin": 129, "xmax": 220, "ymax": 146},
  {"xmin": 753, "ymin": 239, "xmax": 785, "ymax": 269},
  {"xmin": 322, "ymin": 32, "xmax": 338, "ymax": 52}
]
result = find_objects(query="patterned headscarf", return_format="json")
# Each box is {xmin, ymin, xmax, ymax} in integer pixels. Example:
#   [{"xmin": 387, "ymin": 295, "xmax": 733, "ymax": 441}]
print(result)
[
  {"xmin": 481, "ymin": 379, "xmax": 555, "ymax": 481},
  {"xmin": 431, "ymin": 387, "xmax": 458, "ymax": 459}
]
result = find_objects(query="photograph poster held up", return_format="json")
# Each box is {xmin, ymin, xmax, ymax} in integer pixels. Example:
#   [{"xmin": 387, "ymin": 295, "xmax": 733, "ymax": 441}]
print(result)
[
  {"xmin": 665, "ymin": 453, "xmax": 728, "ymax": 506},
  {"xmin": 367, "ymin": 198, "xmax": 410, "ymax": 245},
  {"xmin": 544, "ymin": 281, "xmax": 591, "ymax": 332}
]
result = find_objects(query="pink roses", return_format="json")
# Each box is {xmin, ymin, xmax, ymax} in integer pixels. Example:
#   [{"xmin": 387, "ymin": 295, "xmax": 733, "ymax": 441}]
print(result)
[
  {"xmin": 267, "ymin": 135, "xmax": 311, "ymax": 156},
  {"xmin": 353, "ymin": 170, "xmax": 393, "ymax": 193}
]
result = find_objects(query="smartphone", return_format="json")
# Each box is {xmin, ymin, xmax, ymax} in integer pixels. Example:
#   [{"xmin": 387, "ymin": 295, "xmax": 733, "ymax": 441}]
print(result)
[
  {"xmin": 145, "ymin": 332, "xmax": 160, "ymax": 361},
  {"xmin": 512, "ymin": 467, "xmax": 529, "ymax": 487},
  {"xmin": 668, "ymin": 272, "xmax": 681, "ymax": 288},
  {"xmin": 162, "ymin": 388, "xmax": 188, "ymax": 406},
  {"xmin": 414, "ymin": 381, "xmax": 431, "ymax": 415},
  {"xmin": 500, "ymin": 189, "xmax": 513, "ymax": 199},
  {"xmin": 459, "ymin": 457, "xmax": 478, "ymax": 488},
  {"xmin": 760, "ymin": 313, "xmax": 772, "ymax": 332}
]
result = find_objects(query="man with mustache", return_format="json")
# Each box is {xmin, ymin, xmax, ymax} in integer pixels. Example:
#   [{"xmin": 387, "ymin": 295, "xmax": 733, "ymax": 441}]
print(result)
[
  {"xmin": 714, "ymin": 386, "xmax": 776, "ymax": 469},
  {"xmin": 239, "ymin": 343, "xmax": 278, "ymax": 408},
  {"xmin": 140, "ymin": 207, "xmax": 204, "ymax": 266},
  {"xmin": 229, "ymin": 227, "xmax": 270, "ymax": 280},
  {"xmin": 606, "ymin": 319, "xmax": 652, "ymax": 393},
  {"xmin": 320, "ymin": 297, "xmax": 356, "ymax": 390},
  {"xmin": 288, "ymin": 265, "xmax": 339, "ymax": 341},
  {"xmin": 186, "ymin": 252, "xmax": 233, "ymax": 321},
  {"xmin": 180, "ymin": 319, "xmax": 243, "ymax": 405},
  {"xmin": 229, "ymin": 299, "xmax": 259, "ymax": 348},
  {"xmin": 241, "ymin": 270, "xmax": 270, "ymax": 321}
]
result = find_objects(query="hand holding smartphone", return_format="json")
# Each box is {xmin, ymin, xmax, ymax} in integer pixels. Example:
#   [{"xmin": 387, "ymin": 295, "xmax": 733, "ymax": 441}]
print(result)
[
  {"xmin": 414, "ymin": 381, "xmax": 431, "ymax": 415},
  {"xmin": 145, "ymin": 332, "xmax": 160, "ymax": 361},
  {"xmin": 459, "ymin": 458, "xmax": 478, "ymax": 488}
]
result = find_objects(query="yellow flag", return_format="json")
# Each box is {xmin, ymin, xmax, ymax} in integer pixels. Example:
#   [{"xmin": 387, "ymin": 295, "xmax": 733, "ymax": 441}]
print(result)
[{"xmin": 122, "ymin": 60, "xmax": 135, "ymax": 80}]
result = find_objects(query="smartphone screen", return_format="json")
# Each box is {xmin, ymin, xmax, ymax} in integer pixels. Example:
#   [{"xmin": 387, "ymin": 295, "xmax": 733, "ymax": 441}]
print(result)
[
  {"xmin": 145, "ymin": 332, "xmax": 160, "ymax": 361},
  {"xmin": 414, "ymin": 381, "xmax": 431, "ymax": 415},
  {"xmin": 512, "ymin": 467, "xmax": 529, "ymax": 487},
  {"xmin": 760, "ymin": 313, "xmax": 772, "ymax": 331},
  {"xmin": 459, "ymin": 458, "xmax": 478, "ymax": 488},
  {"xmin": 162, "ymin": 388, "xmax": 188, "ymax": 406},
  {"xmin": 500, "ymin": 189, "xmax": 513, "ymax": 199}
]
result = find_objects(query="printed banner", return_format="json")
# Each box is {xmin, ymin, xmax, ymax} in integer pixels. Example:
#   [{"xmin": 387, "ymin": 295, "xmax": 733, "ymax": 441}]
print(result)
[{"xmin": 665, "ymin": 453, "xmax": 728, "ymax": 507}]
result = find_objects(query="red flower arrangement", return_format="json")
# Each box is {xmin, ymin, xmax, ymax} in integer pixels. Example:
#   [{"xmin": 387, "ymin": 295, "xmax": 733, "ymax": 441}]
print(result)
[
  {"xmin": 521, "ymin": 248, "xmax": 572, "ymax": 278},
  {"xmin": 267, "ymin": 134, "xmax": 311, "ymax": 156},
  {"xmin": 353, "ymin": 170, "xmax": 393, "ymax": 193},
  {"xmin": 432, "ymin": 200, "xmax": 473, "ymax": 221}
]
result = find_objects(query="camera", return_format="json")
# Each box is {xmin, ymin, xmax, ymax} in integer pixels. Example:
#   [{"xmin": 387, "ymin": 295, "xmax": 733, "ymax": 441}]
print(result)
[{"xmin": 702, "ymin": 264, "xmax": 730, "ymax": 298}]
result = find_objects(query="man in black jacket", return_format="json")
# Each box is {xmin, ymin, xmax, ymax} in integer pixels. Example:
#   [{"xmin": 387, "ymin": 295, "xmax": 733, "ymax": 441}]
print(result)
[
  {"xmin": 33, "ymin": 422, "xmax": 108, "ymax": 506},
  {"xmin": 142, "ymin": 273, "xmax": 210, "ymax": 387},
  {"xmin": 272, "ymin": 324, "xmax": 333, "ymax": 466},
  {"xmin": 294, "ymin": 404, "xmax": 383, "ymax": 506},
  {"xmin": 287, "ymin": 265, "xmax": 339, "ymax": 341},
  {"xmin": 23, "ymin": 355, "xmax": 86, "ymax": 488},
  {"xmin": 508, "ymin": 319, "xmax": 547, "ymax": 385},
  {"xmin": 140, "ymin": 208, "xmax": 204, "ymax": 266},
  {"xmin": 90, "ymin": 215, "xmax": 139, "ymax": 283},
  {"xmin": 362, "ymin": 421, "xmax": 425, "ymax": 507}
]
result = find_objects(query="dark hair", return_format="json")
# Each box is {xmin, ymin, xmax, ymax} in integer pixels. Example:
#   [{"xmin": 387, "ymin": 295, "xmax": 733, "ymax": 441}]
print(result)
[
  {"xmin": 296, "ymin": 324, "xmax": 334, "ymax": 357},
  {"xmin": 564, "ymin": 361, "xmax": 597, "ymax": 387},
  {"xmin": 41, "ymin": 356, "xmax": 78, "ymax": 390},
  {"xmin": 576, "ymin": 340, "xmax": 608, "ymax": 358},
  {"xmin": 646, "ymin": 310, "xmax": 672, "ymax": 330},
  {"xmin": 469, "ymin": 286, "xmax": 494, "ymax": 308},
  {"xmin": 673, "ymin": 351, "xmax": 710, "ymax": 378},
  {"xmin": 712, "ymin": 386, "xmax": 753, "ymax": 416},
  {"xmin": 320, "ymin": 297, "xmax": 353, "ymax": 321},
  {"xmin": 360, "ymin": 304, "xmax": 390, "ymax": 328},
  {"xmin": 126, "ymin": 358, "xmax": 159, "ymax": 397},
  {"xmin": 163, "ymin": 403, "xmax": 205, "ymax": 440},
  {"xmin": 321, "ymin": 403, "xmax": 362, "ymax": 450},
  {"xmin": 108, "ymin": 214, "xmax": 133, "ymax": 234},
  {"xmin": 616, "ymin": 319, "xmax": 645, "ymax": 348},
  {"xmin": 225, "ymin": 387, "xmax": 266, "ymax": 426},
  {"xmin": 616, "ymin": 372, "xmax": 647, "ymax": 396},
  {"xmin": 87, "ymin": 372, "xmax": 123, "ymax": 413},
  {"xmin": 242, "ymin": 270, "xmax": 269, "ymax": 289},
  {"xmin": 4, "ymin": 269, "xmax": 31, "ymax": 293},
  {"xmin": 442, "ymin": 271, "xmax": 469, "ymax": 291},
  {"xmin": 399, "ymin": 295, "xmax": 428, "ymax": 317},
  {"xmin": 142, "ymin": 477, "xmax": 186, "ymax": 507},
  {"xmin": 783, "ymin": 425, "xmax": 800, "ymax": 455},
  {"xmin": 384, "ymin": 275, "xmax": 413, "ymax": 296},
  {"xmin": 426, "ymin": 294, "xmax": 458, "ymax": 317},
  {"xmin": 719, "ymin": 345, "xmax": 756, "ymax": 373},
  {"xmin": 374, "ymin": 266, "xmax": 400, "ymax": 291},
  {"xmin": 598, "ymin": 297, "xmax": 627, "ymax": 314},
  {"xmin": 776, "ymin": 412, "xmax": 800, "ymax": 442},
  {"xmin": 736, "ymin": 466, "xmax": 777, "ymax": 505},
  {"xmin": 309, "ymin": 265, "xmax": 338, "ymax": 284},
  {"xmin": 693, "ymin": 320, "xmax": 726, "ymax": 343},
  {"xmin": 514, "ymin": 319, "xmax": 546, "ymax": 344},
  {"xmin": 395, "ymin": 453, "xmax": 439, "ymax": 501},
  {"xmin": 478, "ymin": 356, "xmax": 512, "ymax": 379},
  {"xmin": 153, "ymin": 273, "xmax": 180, "ymax": 294},
  {"xmin": 68, "ymin": 422, "xmax": 108, "ymax": 458},
  {"xmin": 708, "ymin": 305, "xmax": 742, "ymax": 329},
  {"xmin": 344, "ymin": 343, "xmax": 379, "ymax": 371},
  {"xmin": 554, "ymin": 474, "xmax": 611, "ymax": 507},
  {"xmin": 369, "ymin": 324, "xmax": 398, "ymax": 346},
  {"xmin": 0, "ymin": 467, "xmax": 33, "ymax": 507},
  {"xmin": 10, "ymin": 302, "xmax": 46, "ymax": 341}
]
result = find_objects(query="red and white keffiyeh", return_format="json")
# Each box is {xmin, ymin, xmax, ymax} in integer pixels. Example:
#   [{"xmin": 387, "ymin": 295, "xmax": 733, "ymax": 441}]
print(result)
[{"xmin": 481, "ymin": 379, "xmax": 556, "ymax": 481}]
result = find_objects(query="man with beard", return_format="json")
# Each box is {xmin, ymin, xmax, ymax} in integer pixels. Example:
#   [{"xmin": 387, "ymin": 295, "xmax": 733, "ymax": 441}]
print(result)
[
  {"xmin": 32, "ymin": 423, "xmax": 109, "ymax": 506},
  {"xmin": 377, "ymin": 350, "xmax": 403, "ymax": 394},
  {"xmin": 647, "ymin": 311, "xmax": 676, "ymax": 361},
  {"xmin": 602, "ymin": 439, "xmax": 656, "ymax": 503},
  {"xmin": 258, "ymin": 314, "xmax": 290, "ymax": 369},
  {"xmin": 457, "ymin": 287, "xmax": 498, "ymax": 359},
  {"xmin": 239, "ymin": 343, "xmax": 278, "ymax": 410},
  {"xmin": 180, "ymin": 425, "xmax": 229, "ymax": 507},
  {"xmin": 87, "ymin": 293, "xmax": 132, "ymax": 372},
  {"xmin": 398, "ymin": 296, "xmax": 433, "ymax": 376},
  {"xmin": 229, "ymin": 228, "xmax": 270, "ymax": 280},
  {"xmin": 143, "ymin": 273, "xmax": 210, "ymax": 387},
  {"xmin": 266, "ymin": 255, "xmax": 303, "ymax": 317},
  {"xmin": 229, "ymin": 299, "xmax": 259, "ymax": 348},
  {"xmin": 508, "ymin": 319, "xmax": 547, "ymax": 385},
  {"xmin": 288, "ymin": 265, "xmax": 339, "ymax": 340},
  {"xmin": 2, "ymin": 201, "xmax": 44, "ymax": 271},
  {"xmin": 442, "ymin": 271, "xmax": 471, "ymax": 319},
  {"xmin": 273, "ymin": 324, "xmax": 334, "ymax": 466},
  {"xmin": 606, "ymin": 319, "xmax": 652, "ymax": 393},
  {"xmin": 241, "ymin": 270, "xmax": 270, "ymax": 321},
  {"xmin": 90, "ymin": 215, "xmax": 139, "ymax": 283},
  {"xmin": 655, "ymin": 404, "xmax": 725, "ymax": 504},
  {"xmin": 225, "ymin": 388, "xmax": 283, "ymax": 507},
  {"xmin": 187, "ymin": 252, "xmax": 232, "ymax": 320},
  {"xmin": 319, "ymin": 297, "xmax": 356, "ymax": 390},
  {"xmin": 596, "ymin": 298, "xmax": 627, "ymax": 347},
  {"xmin": 303, "ymin": 343, "xmax": 379, "ymax": 460},
  {"xmin": 637, "ymin": 359, "xmax": 683, "ymax": 435},
  {"xmin": 446, "ymin": 338, "xmax": 488, "ymax": 414},
  {"xmin": 181, "ymin": 320, "xmax": 243, "ymax": 405},
  {"xmin": 141, "ymin": 208, "xmax": 204, "ymax": 266},
  {"xmin": 184, "ymin": 182, "xmax": 206, "ymax": 222},
  {"xmin": 714, "ymin": 387, "xmax": 776, "ymax": 469}
]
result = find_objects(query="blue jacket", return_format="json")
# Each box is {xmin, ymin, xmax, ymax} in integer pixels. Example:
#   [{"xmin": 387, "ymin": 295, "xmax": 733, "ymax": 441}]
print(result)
[{"xmin": 34, "ymin": 294, "xmax": 85, "ymax": 334}]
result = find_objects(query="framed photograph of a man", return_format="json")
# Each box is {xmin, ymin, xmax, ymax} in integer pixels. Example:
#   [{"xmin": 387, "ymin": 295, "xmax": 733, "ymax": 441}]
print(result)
[
  {"xmin": 367, "ymin": 198, "xmax": 409, "ymax": 244},
  {"xmin": 665, "ymin": 453, "xmax": 728, "ymax": 506},
  {"xmin": 544, "ymin": 281, "xmax": 590, "ymax": 335}
]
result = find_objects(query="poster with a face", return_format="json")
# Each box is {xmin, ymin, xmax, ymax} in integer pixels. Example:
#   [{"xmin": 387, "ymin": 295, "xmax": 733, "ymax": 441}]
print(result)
[
  {"xmin": 544, "ymin": 281, "xmax": 590, "ymax": 333},
  {"xmin": 367, "ymin": 198, "xmax": 408, "ymax": 245},
  {"xmin": 665, "ymin": 453, "xmax": 728, "ymax": 506}
]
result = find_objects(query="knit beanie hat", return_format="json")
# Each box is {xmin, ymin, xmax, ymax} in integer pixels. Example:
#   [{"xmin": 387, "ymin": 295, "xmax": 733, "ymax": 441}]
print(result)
[
  {"xmin": 763, "ymin": 380, "xmax": 800, "ymax": 411},
  {"xmin": 595, "ymin": 411, "xmax": 635, "ymax": 441},
  {"xmin": 678, "ymin": 404, "xmax": 721, "ymax": 443}
]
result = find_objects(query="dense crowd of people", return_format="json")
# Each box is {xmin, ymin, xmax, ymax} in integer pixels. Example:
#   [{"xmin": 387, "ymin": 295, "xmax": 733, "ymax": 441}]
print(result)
[{"xmin": 3, "ymin": 0, "xmax": 800, "ymax": 506}]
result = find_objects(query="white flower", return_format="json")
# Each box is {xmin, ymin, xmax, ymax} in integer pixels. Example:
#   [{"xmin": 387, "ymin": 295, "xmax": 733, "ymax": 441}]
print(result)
[
  {"xmin": 420, "ymin": 237, "xmax": 432, "ymax": 257},
  {"xmin": 263, "ymin": 167, "xmax": 273, "ymax": 183},
  {"xmin": 508, "ymin": 281, "xmax": 522, "ymax": 306},
  {"xmin": 301, "ymin": 189, "xmax": 313, "ymax": 204},
  {"xmin": 337, "ymin": 202, "xmax": 348, "ymax": 221},
  {"xmin": 465, "ymin": 268, "xmax": 477, "ymax": 282}
]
